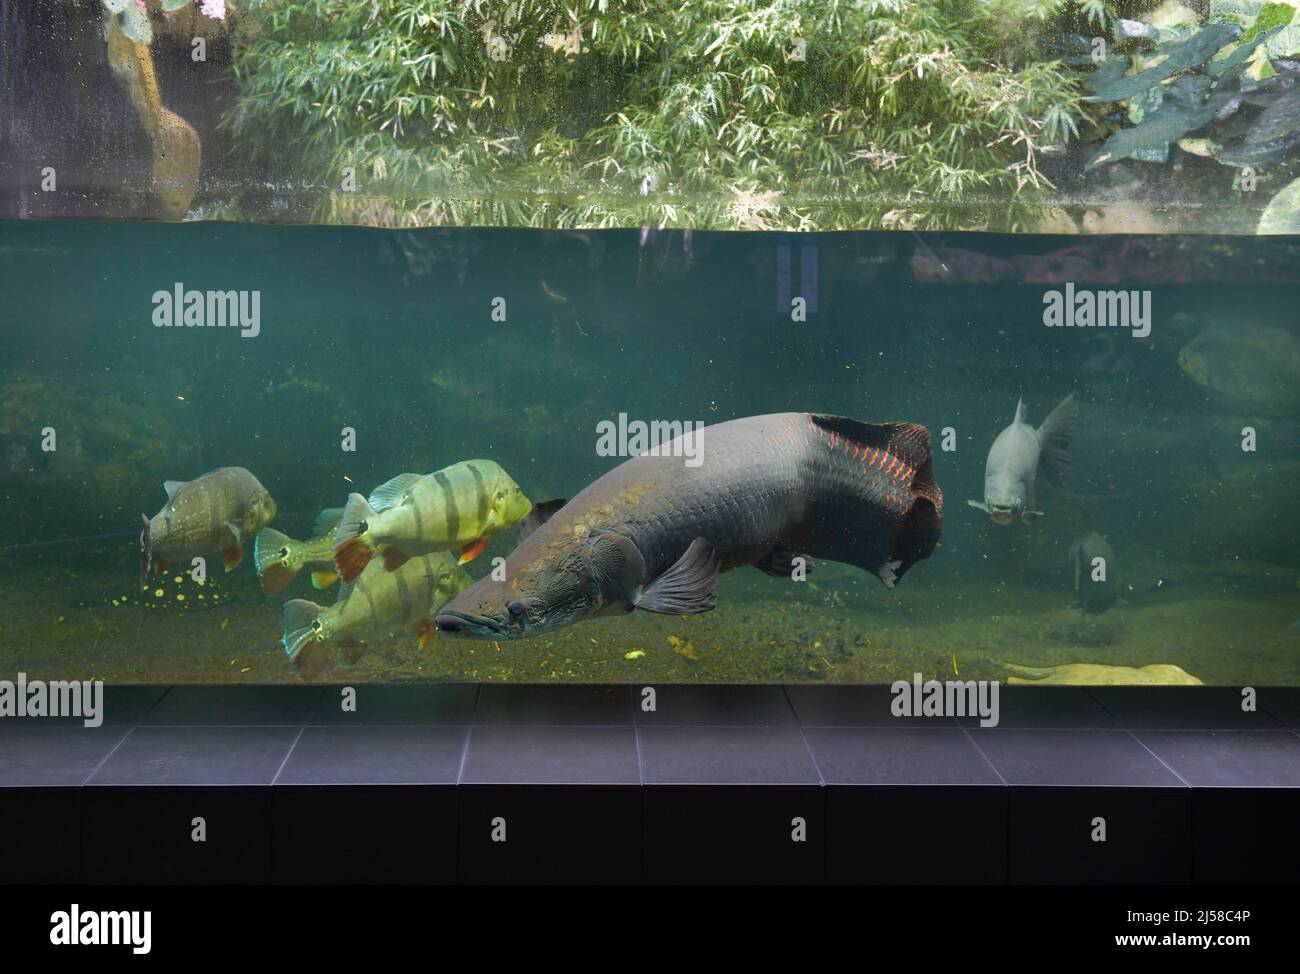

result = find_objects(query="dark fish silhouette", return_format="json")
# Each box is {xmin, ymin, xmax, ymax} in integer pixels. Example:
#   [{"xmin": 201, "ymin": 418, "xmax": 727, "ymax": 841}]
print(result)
[{"xmin": 436, "ymin": 412, "xmax": 943, "ymax": 639}]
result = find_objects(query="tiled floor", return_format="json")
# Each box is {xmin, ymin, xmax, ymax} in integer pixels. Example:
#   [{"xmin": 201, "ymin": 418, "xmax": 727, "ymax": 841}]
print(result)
[{"xmin": 0, "ymin": 684, "xmax": 1297, "ymax": 788}]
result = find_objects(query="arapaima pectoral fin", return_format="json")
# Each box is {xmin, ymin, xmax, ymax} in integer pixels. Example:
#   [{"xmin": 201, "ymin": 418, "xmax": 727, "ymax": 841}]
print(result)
[{"xmin": 634, "ymin": 537, "xmax": 721, "ymax": 615}]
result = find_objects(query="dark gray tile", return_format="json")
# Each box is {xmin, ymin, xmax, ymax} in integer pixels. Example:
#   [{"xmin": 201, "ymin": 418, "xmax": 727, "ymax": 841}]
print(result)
[
  {"xmin": 473, "ymin": 685, "xmax": 635, "ymax": 725},
  {"xmin": 143, "ymin": 685, "xmax": 323, "ymax": 725},
  {"xmin": 100, "ymin": 686, "xmax": 171, "ymax": 725},
  {"xmin": 0, "ymin": 725, "xmax": 132, "ymax": 786},
  {"xmin": 308, "ymin": 685, "xmax": 478, "ymax": 725},
  {"xmin": 15, "ymin": 685, "xmax": 171, "ymax": 727},
  {"xmin": 638, "ymin": 726, "xmax": 820, "ymax": 785},
  {"xmin": 1088, "ymin": 687, "xmax": 1285, "ymax": 730},
  {"xmin": 635, "ymin": 686, "xmax": 795, "ymax": 726},
  {"xmin": 805, "ymin": 727, "xmax": 1002, "ymax": 785},
  {"xmin": 785, "ymin": 685, "xmax": 957, "ymax": 727},
  {"xmin": 1136, "ymin": 731, "xmax": 1300, "ymax": 788},
  {"xmin": 276, "ymin": 726, "xmax": 467, "ymax": 785},
  {"xmin": 1260, "ymin": 689, "xmax": 1300, "ymax": 731},
  {"xmin": 461, "ymin": 725, "xmax": 639, "ymax": 784},
  {"xmin": 87, "ymin": 726, "xmax": 300, "ymax": 785},
  {"xmin": 958, "ymin": 686, "xmax": 1119, "ymax": 729},
  {"xmin": 971, "ymin": 730, "xmax": 1185, "ymax": 787}
]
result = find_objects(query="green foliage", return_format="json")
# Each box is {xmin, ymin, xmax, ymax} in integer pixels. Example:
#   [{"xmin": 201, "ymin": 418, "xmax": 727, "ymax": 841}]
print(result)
[
  {"xmin": 1084, "ymin": 18, "xmax": 1300, "ymax": 171},
  {"xmin": 223, "ymin": 0, "xmax": 1086, "ymax": 229},
  {"xmin": 1240, "ymin": 1, "xmax": 1296, "ymax": 41},
  {"xmin": 1258, "ymin": 172, "xmax": 1300, "ymax": 229}
]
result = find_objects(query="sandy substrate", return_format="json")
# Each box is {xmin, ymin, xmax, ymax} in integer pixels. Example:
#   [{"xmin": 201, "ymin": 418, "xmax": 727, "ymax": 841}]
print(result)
[{"xmin": 2, "ymin": 560, "xmax": 1297, "ymax": 687}]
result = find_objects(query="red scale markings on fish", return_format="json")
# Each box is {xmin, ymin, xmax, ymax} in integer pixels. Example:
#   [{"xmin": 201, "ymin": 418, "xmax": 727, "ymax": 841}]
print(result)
[{"xmin": 803, "ymin": 412, "xmax": 941, "ymax": 520}]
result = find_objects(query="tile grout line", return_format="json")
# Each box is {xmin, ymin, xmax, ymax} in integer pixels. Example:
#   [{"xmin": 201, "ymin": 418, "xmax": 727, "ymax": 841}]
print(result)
[
  {"xmin": 782, "ymin": 686, "xmax": 824, "ymax": 787},
  {"xmin": 1120, "ymin": 727, "xmax": 1191, "ymax": 787},
  {"xmin": 80, "ymin": 724, "xmax": 138, "ymax": 786},
  {"xmin": 451, "ymin": 686, "xmax": 484, "ymax": 785},
  {"xmin": 633, "ymin": 711, "xmax": 645, "ymax": 788},
  {"xmin": 955, "ymin": 722, "xmax": 1009, "ymax": 786},
  {"xmin": 455, "ymin": 726, "xmax": 475, "ymax": 787},
  {"xmin": 1085, "ymin": 689, "xmax": 1191, "ymax": 782},
  {"xmin": 270, "ymin": 724, "xmax": 308, "ymax": 786}
]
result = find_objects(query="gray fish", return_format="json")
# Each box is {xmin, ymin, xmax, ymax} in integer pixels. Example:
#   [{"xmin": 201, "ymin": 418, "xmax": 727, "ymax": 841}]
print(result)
[
  {"xmin": 968, "ymin": 395, "xmax": 1079, "ymax": 525},
  {"xmin": 1069, "ymin": 530, "xmax": 1118, "ymax": 613},
  {"xmin": 139, "ymin": 467, "xmax": 277, "ymax": 587},
  {"xmin": 435, "ymin": 412, "xmax": 943, "ymax": 640}
]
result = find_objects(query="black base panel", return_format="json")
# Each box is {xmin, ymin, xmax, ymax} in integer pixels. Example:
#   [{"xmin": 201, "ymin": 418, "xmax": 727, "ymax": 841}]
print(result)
[
  {"xmin": 827, "ymin": 785, "xmax": 1007, "ymax": 884},
  {"xmin": 272, "ymin": 786, "xmax": 458, "ymax": 884},
  {"xmin": 643, "ymin": 786, "xmax": 825, "ymax": 884},
  {"xmin": 82, "ymin": 787, "xmax": 272, "ymax": 885},
  {"xmin": 0, "ymin": 789, "xmax": 81, "ymax": 884},
  {"xmin": 1009, "ymin": 787, "xmax": 1192, "ymax": 884},
  {"xmin": 3, "ymin": 781, "xmax": 1297, "ymax": 885},
  {"xmin": 458, "ymin": 785, "xmax": 641, "ymax": 884},
  {"xmin": 1192, "ymin": 789, "xmax": 1300, "ymax": 885}
]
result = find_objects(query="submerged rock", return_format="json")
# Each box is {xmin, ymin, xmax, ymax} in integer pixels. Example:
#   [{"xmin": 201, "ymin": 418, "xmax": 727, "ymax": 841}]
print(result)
[{"xmin": 1178, "ymin": 322, "xmax": 1300, "ymax": 415}]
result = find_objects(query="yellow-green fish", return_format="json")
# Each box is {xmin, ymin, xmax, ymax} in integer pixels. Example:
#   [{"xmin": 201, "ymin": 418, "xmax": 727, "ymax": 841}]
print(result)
[
  {"xmin": 253, "ymin": 508, "xmax": 344, "ymax": 595},
  {"xmin": 332, "ymin": 460, "xmax": 531, "ymax": 583},
  {"xmin": 282, "ymin": 550, "xmax": 473, "ymax": 675},
  {"xmin": 140, "ymin": 467, "xmax": 277, "ymax": 587}
]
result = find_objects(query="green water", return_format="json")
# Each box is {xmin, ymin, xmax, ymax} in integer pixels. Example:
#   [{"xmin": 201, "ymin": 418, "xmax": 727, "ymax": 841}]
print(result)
[{"xmin": 1, "ymin": 221, "xmax": 1298, "ymax": 685}]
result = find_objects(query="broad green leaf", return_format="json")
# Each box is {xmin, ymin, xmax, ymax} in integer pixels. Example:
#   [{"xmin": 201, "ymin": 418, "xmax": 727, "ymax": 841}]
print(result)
[
  {"xmin": 1245, "ymin": 84, "xmax": 1300, "ymax": 142},
  {"xmin": 1129, "ymin": 84, "xmax": 1164, "ymax": 125},
  {"xmin": 1207, "ymin": 28, "xmax": 1273, "ymax": 74},
  {"xmin": 1089, "ymin": 75, "xmax": 1236, "ymax": 166},
  {"xmin": 1240, "ymin": 2, "xmax": 1297, "ymax": 41},
  {"xmin": 1212, "ymin": 129, "xmax": 1300, "ymax": 165},
  {"xmin": 161, "ymin": 0, "xmax": 192, "ymax": 11},
  {"xmin": 1083, "ymin": 56, "xmax": 1131, "ymax": 95},
  {"xmin": 1258, "ymin": 176, "xmax": 1300, "ymax": 231},
  {"xmin": 1087, "ymin": 24, "xmax": 1242, "ymax": 102}
]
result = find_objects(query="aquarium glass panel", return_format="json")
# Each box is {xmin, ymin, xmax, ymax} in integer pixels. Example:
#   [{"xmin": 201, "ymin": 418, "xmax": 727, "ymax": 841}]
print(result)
[{"xmin": 1, "ymin": 221, "xmax": 1297, "ymax": 686}]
